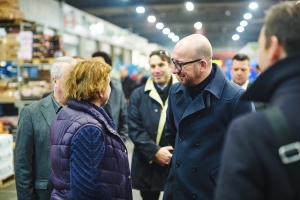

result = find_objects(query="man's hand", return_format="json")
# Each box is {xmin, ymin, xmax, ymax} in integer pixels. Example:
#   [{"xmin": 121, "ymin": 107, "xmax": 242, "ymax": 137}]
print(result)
[{"xmin": 154, "ymin": 146, "xmax": 173, "ymax": 166}]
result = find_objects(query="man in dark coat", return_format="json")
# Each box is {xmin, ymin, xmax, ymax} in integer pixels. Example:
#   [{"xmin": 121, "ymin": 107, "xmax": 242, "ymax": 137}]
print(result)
[
  {"xmin": 163, "ymin": 34, "xmax": 253, "ymax": 200},
  {"xmin": 14, "ymin": 57, "xmax": 76, "ymax": 200},
  {"xmin": 120, "ymin": 65, "xmax": 136, "ymax": 103},
  {"xmin": 230, "ymin": 53, "xmax": 267, "ymax": 110},
  {"xmin": 215, "ymin": 2, "xmax": 300, "ymax": 200},
  {"xmin": 128, "ymin": 50, "xmax": 178, "ymax": 200},
  {"xmin": 92, "ymin": 51, "xmax": 128, "ymax": 141}
]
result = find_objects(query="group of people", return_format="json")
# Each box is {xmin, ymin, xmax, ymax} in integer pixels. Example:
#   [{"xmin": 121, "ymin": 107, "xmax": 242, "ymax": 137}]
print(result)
[{"xmin": 14, "ymin": 2, "xmax": 300, "ymax": 200}]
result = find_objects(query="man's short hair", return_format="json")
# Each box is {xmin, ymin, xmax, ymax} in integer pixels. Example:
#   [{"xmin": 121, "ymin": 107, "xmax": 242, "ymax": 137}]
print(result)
[
  {"xmin": 264, "ymin": 2, "xmax": 300, "ymax": 55},
  {"xmin": 149, "ymin": 50, "xmax": 171, "ymax": 64},
  {"xmin": 232, "ymin": 53, "xmax": 250, "ymax": 62},
  {"xmin": 91, "ymin": 51, "xmax": 112, "ymax": 66},
  {"xmin": 51, "ymin": 56, "xmax": 77, "ymax": 79}
]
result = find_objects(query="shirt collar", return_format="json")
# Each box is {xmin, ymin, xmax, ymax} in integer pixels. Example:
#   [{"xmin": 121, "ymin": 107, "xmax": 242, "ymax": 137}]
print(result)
[
  {"xmin": 240, "ymin": 79, "xmax": 249, "ymax": 90},
  {"xmin": 51, "ymin": 93, "xmax": 62, "ymax": 113}
]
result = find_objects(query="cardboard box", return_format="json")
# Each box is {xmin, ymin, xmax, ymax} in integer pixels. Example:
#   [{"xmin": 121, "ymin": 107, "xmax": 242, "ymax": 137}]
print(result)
[{"xmin": 0, "ymin": 0, "xmax": 20, "ymax": 9}]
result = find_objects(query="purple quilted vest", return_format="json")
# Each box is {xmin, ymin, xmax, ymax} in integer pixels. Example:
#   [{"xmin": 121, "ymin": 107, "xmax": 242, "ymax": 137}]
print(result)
[{"xmin": 50, "ymin": 100, "xmax": 132, "ymax": 200}]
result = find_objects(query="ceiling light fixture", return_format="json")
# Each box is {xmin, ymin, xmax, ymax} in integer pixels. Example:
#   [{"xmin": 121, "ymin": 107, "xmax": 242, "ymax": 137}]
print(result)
[
  {"xmin": 136, "ymin": 6, "xmax": 145, "ymax": 13},
  {"xmin": 249, "ymin": 2, "xmax": 258, "ymax": 9},
  {"xmin": 240, "ymin": 20, "xmax": 248, "ymax": 27},
  {"xmin": 225, "ymin": 10, "xmax": 231, "ymax": 16},
  {"xmin": 168, "ymin": 32, "xmax": 175, "ymax": 38},
  {"xmin": 194, "ymin": 22, "xmax": 202, "ymax": 30},
  {"xmin": 156, "ymin": 22, "xmax": 164, "ymax": 29},
  {"xmin": 232, "ymin": 34, "xmax": 239, "ymax": 41},
  {"xmin": 236, "ymin": 26, "xmax": 244, "ymax": 33},
  {"xmin": 185, "ymin": 2, "xmax": 194, "ymax": 11},
  {"xmin": 172, "ymin": 36, "xmax": 179, "ymax": 42},
  {"xmin": 147, "ymin": 15, "xmax": 156, "ymax": 23},
  {"xmin": 244, "ymin": 13, "xmax": 252, "ymax": 20},
  {"xmin": 163, "ymin": 28, "xmax": 170, "ymax": 34}
]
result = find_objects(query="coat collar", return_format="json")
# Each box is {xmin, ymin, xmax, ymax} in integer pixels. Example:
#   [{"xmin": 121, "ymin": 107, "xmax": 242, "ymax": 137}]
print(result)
[
  {"xmin": 144, "ymin": 74, "xmax": 178, "ymax": 106},
  {"xmin": 242, "ymin": 52, "xmax": 300, "ymax": 103},
  {"xmin": 173, "ymin": 63, "xmax": 226, "ymax": 100},
  {"xmin": 67, "ymin": 100, "xmax": 119, "ymax": 137},
  {"xmin": 41, "ymin": 93, "xmax": 56, "ymax": 127},
  {"xmin": 172, "ymin": 64, "xmax": 227, "ymax": 118}
]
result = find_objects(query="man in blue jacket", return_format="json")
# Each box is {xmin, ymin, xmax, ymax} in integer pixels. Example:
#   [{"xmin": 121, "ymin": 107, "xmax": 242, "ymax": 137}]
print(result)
[{"xmin": 163, "ymin": 34, "xmax": 253, "ymax": 200}]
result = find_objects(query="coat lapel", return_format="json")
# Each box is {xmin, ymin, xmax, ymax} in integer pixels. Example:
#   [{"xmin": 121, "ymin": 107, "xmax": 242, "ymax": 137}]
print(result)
[{"xmin": 41, "ymin": 95, "xmax": 56, "ymax": 127}]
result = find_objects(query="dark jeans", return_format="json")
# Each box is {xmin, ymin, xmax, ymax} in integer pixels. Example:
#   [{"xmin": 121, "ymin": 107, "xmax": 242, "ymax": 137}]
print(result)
[{"xmin": 140, "ymin": 191, "xmax": 160, "ymax": 200}]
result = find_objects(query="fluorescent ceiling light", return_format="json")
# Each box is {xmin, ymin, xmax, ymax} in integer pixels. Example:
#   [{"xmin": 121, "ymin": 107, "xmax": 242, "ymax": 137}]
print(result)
[
  {"xmin": 136, "ymin": 6, "xmax": 145, "ymax": 13},
  {"xmin": 186, "ymin": 2, "xmax": 194, "ymax": 11},
  {"xmin": 232, "ymin": 34, "xmax": 239, "ymax": 41},
  {"xmin": 194, "ymin": 22, "xmax": 202, "ymax": 30},
  {"xmin": 244, "ymin": 13, "xmax": 252, "ymax": 20},
  {"xmin": 147, "ymin": 15, "xmax": 156, "ymax": 23}
]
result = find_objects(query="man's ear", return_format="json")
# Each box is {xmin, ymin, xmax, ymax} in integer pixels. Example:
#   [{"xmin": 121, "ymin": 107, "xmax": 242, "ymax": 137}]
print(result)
[
  {"xmin": 269, "ymin": 36, "xmax": 281, "ymax": 63},
  {"xmin": 52, "ymin": 77, "xmax": 57, "ymax": 86},
  {"xmin": 200, "ymin": 60, "xmax": 208, "ymax": 72}
]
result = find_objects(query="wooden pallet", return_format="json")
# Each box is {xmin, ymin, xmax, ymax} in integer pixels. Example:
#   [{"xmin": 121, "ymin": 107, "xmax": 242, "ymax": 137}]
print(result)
[
  {"xmin": 0, "ymin": 174, "xmax": 15, "ymax": 189},
  {"xmin": 19, "ymin": 57, "xmax": 56, "ymax": 65}
]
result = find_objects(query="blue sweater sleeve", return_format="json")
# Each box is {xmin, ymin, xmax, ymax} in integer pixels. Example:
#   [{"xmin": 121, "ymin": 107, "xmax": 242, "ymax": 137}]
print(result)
[{"xmin": 70, "ymin": 125, "xmax": 109, "ymax": 200}]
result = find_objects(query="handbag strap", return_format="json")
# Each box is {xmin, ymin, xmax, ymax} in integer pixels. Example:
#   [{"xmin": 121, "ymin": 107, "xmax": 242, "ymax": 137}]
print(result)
[{"xmin": 264, "ymin": 106, "xmax": 300, "ymax": 197}]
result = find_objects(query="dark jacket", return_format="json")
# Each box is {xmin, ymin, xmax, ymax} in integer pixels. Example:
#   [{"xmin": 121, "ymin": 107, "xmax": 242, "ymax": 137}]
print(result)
[
  {"xmin": 50, "ymin": 100, "xmax": 132, "ymax": 200},
  {"xmin": 247, "ymin": 81, "xmax": 268, "ymax": 111},
  {"xmin": 15, "ymin": 95, "xmax": 55, "ymax": 200},
  {"xmin": 215, "ymin": 53, "xmax": 300, "ymax": 200},
  {"xmin": 103, "ymin": 78, "xmax": 128, "ymax": 141},
  {"xmin": 121, "ymin": 76, "xmax": 135, "ymax": 100},
  {"xmin": 128, "ymin": 75, "xmax": 177, "ymax": 191},
  {"xmin": 163, "ymin": 64, "xmax": 253, "ymax": 200}
]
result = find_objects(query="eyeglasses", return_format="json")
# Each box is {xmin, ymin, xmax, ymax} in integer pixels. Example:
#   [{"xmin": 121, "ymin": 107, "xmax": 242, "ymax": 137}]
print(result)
[
  {"xmin": 150, "ymin": 50, "xmax": 170, "ymax": 58},
  {"xmin": 171, "ymin": 58, "xmax": 202, "ymax": 71}
]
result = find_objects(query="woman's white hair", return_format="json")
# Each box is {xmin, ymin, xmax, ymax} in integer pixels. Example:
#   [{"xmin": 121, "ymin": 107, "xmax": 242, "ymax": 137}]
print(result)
[{"xmin": 50, "ymin": 56, "xmax": 77, "ymax": 79}]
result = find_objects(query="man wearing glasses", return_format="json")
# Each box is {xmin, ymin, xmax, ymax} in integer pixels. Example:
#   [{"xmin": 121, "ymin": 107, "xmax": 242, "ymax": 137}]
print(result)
[
  {"xmin": 128, "ymin": 50, "xmax": 178, "ymax": 200},
  {"xmin": 163, "ymin": 34, "xmax": 253, "ymax": 200}
]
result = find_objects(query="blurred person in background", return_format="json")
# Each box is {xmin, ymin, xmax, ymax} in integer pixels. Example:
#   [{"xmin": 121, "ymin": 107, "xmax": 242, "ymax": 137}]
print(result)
[
  {"xmin": 50, "ymin": 58, "xmax": 132, "ymax": 199},
  {"xmin": 119, "ymin": 65, "xmax": 136, "ymax": 102},
  {"xmin": 92, "ymin": 51, "xmax": 128, "ymax": 141},
  {"xmin": 230, "ymin": 53, "xmax": 252, "ymax": 90},
  {"xmin": 15, "ymin": 57, "xmax": 76, "ymax": 200},
  {"xmin": 163, "ymin": 34, "xmax": 253, "ymax": 200},
  {"xmin": 128, "ymin": 50, "xmax": 177, "ymax": 200},
  {"xmin": 230, "ymin": 53, "xmax": 267, "ymax": 110},
  {"xmin": 215, "ymin": 2, "xmax": 300, "ymax": 199}
]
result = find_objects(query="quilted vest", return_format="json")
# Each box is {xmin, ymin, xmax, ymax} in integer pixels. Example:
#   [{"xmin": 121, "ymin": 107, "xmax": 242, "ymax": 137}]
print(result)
[{"xmin": 50, "ymin": 100, "xmax": 132, "ymax": 200}]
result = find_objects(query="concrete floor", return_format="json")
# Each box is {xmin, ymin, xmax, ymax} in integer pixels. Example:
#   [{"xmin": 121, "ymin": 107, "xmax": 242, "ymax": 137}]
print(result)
[{"xmin": 0, "ymin": 140, "xmax": 163, "ymax": 200}]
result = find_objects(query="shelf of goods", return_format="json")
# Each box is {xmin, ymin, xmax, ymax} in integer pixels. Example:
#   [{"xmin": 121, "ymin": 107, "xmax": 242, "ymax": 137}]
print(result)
[{"xmin": 0, "ymin": 133, "xmax": 14, "ymax": 189}]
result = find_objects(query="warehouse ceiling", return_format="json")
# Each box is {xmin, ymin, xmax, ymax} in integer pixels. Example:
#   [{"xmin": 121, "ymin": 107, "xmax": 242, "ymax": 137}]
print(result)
[{"xmin": 63, "ymin": 0, "xmax": 284, "ymax": 51}]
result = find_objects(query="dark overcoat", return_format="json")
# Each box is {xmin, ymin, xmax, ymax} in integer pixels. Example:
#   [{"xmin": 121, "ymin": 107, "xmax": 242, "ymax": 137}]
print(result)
[
  {"xmin": 215, "ymin": 53, "xmax": 300, "ymax": 200},
  {"xmin": 128, "ymin": 76, "xmax": 177, "ymax": 191},
  {"xmin": 163, "ymin": 64, "xmax": 253, "ymax": 200}
]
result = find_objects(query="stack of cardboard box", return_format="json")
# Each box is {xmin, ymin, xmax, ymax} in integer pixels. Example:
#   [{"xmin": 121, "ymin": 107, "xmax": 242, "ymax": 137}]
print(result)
[{"xmin": 0, "ymin": 0, "xmax": 24, "ymax": 21}]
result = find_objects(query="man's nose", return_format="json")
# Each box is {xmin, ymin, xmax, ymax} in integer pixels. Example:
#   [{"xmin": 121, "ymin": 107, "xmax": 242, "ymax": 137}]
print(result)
[{"xmin": 172, "ymin": 65, "xmax": 179, "ymax": 74}]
